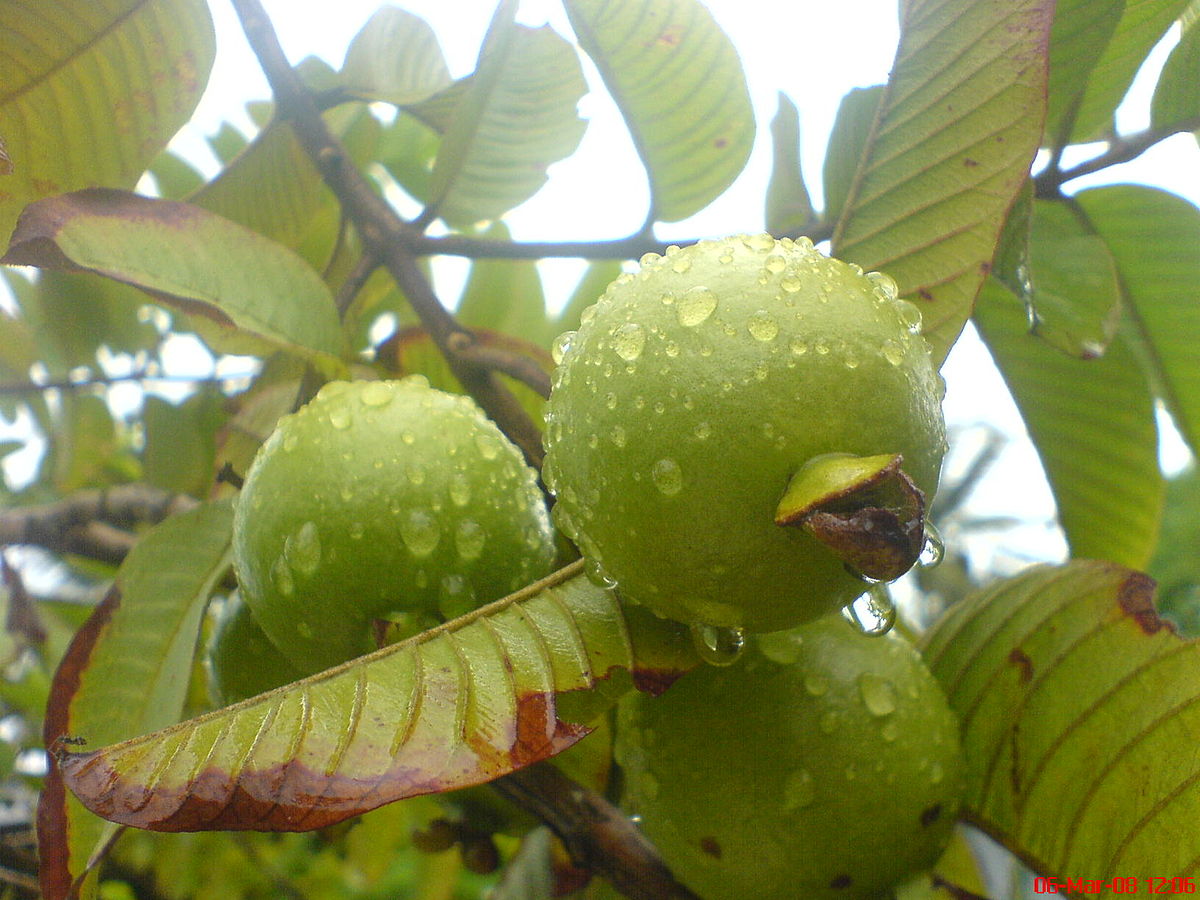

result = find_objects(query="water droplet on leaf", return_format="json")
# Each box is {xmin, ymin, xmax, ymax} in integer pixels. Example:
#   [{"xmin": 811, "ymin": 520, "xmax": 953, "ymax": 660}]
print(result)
[{"xmin": 690, "ymin": 623, "xmax": 746, "ymax": 666}]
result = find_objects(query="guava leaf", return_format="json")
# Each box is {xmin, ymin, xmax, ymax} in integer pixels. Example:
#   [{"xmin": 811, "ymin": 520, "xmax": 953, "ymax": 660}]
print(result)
[
  {"xmin": 1075, "ymin": 186, "xmax": 1200, "ymax": 454},
  {"xmin": 565, "ymin": 0, "xmax": 755, "ymax": 224},
  {"xmin": 38, "ymin": 500, "xmax": 234, "ymax": 900},
  {"xmin": 1066, "ymin": 0, "xmax": 1190, "ymax": 144},
  {"xmin": 1151, "ymin": 10, "xmax": 1200, "ymax": 133},
  {"xmin": 56, "ymin": 566, "xmax": 697, "ymax": 832},
  {"xmin": 1040, "ymin": 0, "xmax": 1124, "ymax": 149},
  {"xmin": 822, "ymin": 86, "xmax": 884, "ymax": 227},
  {"xmin": 1, "ymin": 189, "xmax": 344, "ymax": 368},
  {"xmin": 421, "ymin": 5, "xmax": 586, "ymax": 228},
  {"xmin": 456, "ymin": 223, "xmax": 553, "ymax": 347},
  {"xmin": 831, "ymin": 0, "xmax": 1054, "ymax": 366},
  {"xmin": 339, "ymin": 6, "xmax": 452, "ymax": 106},
  {"xmin": 554, "ymin": 260, "xmax": 624, "ymax": 336},
  {"xmin": 765, "ymin": 93, "xmax": 814, "ymax": 236},
  {"xmin": 1024, "ymin": 200, "xmax": 1122, "ymax": 358},
  {"xmin": 383, "ymin": 325, "xmax": 552, "ymax": 426},
  {"xmin": 0, "ymin": 0, "xmax": 215, "ymax": 246},
  {"xmin": 923, "ymin": 560, "xmax": 1200, "ymax": 882},
  {"xmin": 973, "ymin": 280, "xmax": 1163, "ymax": 569}
]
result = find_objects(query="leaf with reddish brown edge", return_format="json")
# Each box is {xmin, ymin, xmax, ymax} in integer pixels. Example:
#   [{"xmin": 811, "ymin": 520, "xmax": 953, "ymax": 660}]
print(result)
[
  {"xmin": 56, "ymin": 563, "xmax": 698, "ymax": 833},
  {"xmin": 831, "ymin": 0, "xmax": 1054, "ymax": 366},
  {"xmin": 1, "ymin": 189, "xmax": 344, "ymax": 371},
  {"xmin": 380, "ymin": 325, "xmax": 553, "ymax": 425},
  {"xmin": 922, "ymin": 561, "xmax": 1200, "ymax": 883},
  {"xmin": 39, "ymin": 500, "xmax": 235, "ymax": 900}
]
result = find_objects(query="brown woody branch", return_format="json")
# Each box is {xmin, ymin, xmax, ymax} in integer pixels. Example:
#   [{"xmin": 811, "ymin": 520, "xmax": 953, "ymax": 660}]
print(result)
[
  {"xmin": 493, "ymin": 763, "xmax": 701, "ymax": 900},
  {"xmin": 0, "ymin": 484, "xmax": 197, "ymax": 565},
  {"xmin": 230, "ymin": 0, "xmax": 545, "ymax": 468}
]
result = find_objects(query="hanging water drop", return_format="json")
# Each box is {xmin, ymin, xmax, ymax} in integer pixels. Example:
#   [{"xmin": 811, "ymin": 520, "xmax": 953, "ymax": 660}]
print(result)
[
  {"xmin": 918, "ymin": 522, "xmax": 944, "ymax": 568},
  {"xmin": 842, "ymin": 584, "xmax": 896, "ymax": 637},
  {"xmin": 584, "ymin": 556, "xmax": 617, "ymax": 588},
  {"xmin": 690, "ymin": 623, "xmax": 746, "ymax": 667},
  {"xmin": 551, "ymin": 331, "xmax": 576, "ymax": 365}
]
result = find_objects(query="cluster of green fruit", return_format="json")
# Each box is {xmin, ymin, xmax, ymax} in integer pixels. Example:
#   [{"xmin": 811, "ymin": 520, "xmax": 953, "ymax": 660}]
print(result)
[{"xmin": 217, "ymin": 234, "xmax": 963, "ymax": 897}]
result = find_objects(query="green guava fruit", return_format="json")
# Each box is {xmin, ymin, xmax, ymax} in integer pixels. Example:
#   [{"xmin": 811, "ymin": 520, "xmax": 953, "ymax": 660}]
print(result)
[
  {"xmin": 204, "ymin": 592, "xmax": 305, "ymax": 707},
  {"xmin": 616, "ymin": 614, "xmax": 964, "ymax": 899},
  {"xmin": 233, "ymin": 376, "xmax": 556, "ymax": 673},
  {"xmin": 543, "ymin": 234, "xmax": 946, "ymax": 632}
]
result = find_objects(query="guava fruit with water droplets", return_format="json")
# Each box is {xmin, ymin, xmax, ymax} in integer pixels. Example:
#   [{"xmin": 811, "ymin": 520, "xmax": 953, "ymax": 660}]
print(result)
[
  {"xmin": 542, "ymin": 234, "xmax": 946, "ymax": 632},
  {"xmin": 616, "ymin": 614, "xmax": 963, "ymax": 900},
  {"xmin": 233, "ymin": 376, "xmax": 556, "ymax": 674}
]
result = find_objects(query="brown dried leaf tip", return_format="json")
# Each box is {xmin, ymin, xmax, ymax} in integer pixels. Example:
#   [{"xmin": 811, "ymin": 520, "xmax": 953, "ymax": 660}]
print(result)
[{"xmin": 775, "ymin": 453, "xmax": 927, "ymax": 582}]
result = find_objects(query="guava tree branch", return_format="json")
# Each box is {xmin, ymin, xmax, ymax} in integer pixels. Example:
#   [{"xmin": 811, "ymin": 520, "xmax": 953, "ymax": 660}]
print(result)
[
  {"xmin": 1035, "ymin": 115, "xmax": 1200, "ymax": 198},
  {"xmin": 230, "ymin": 0, "xmax": 546, "ymax": 467},
  {"xmin": 0, "ymin": 485, "xmax": 197, "ymax": 566},
  {"xmin": 494, "ymin": 763, "xmax": 701, "ymax": 900}
]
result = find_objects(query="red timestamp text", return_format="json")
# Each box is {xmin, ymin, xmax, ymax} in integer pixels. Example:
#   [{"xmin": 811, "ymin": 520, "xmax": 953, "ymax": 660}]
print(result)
[{"xmin": 1033, "ymin": 876, "xmax": 1196, "ymax": 894}]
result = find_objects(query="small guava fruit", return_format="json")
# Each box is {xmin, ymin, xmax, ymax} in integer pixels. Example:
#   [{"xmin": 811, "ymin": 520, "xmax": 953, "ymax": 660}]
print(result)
[
  {"xmin": 204, "ymin": 593, "xmax": 305, "ymax": 707},
  {"xmin": 616, "ymin": 614, "xmax": 964, "ymax": 900},
  {"xmin": 543, "ymin": 234, "xmax": 946, "ymax": 632},
  {"xmin": 233, "ymin": 376, "xmax": 556, "ymax": 674}
]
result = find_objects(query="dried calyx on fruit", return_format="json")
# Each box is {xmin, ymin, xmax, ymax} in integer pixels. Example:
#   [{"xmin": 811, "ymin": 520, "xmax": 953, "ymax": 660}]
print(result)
[{"xmin": 543, "ymin": 234, "xmax": 946, "ymax": 636}]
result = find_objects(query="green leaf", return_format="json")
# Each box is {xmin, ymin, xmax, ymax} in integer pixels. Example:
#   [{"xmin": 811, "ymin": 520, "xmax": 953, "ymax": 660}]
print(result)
[
  {"xmin": 39, "ymin": 500, "xmax": 234, "ymax": 900},
  {"xmin": 57, "ymin": 565, "xmax": 698, "ymax": 832},
  {"xmin": 1026, "ymin": 200, "xmax": 1122, "ymax": 358},
  {"xmin": 1151, "ymin": 8, "xmax": 1200, "ymax": 132},
  {"xmin": 0, "ymin": 0, "xmax": 215, "ymax": 246},
  {"xmin": 340, "ymin": 6, "xmax": 452, "ymax": 106},
  {"xmin": 973, "ymin": 280, "xmax": 1163, "ymax": 569},
  {"xmin": 822, "ymin": 86, "xmax": 884, "ymax": 227},
  {"xmin": 832, "ymin": 0, "xmax": 1054, "ymax": 366},
  {"xmin": 554, "ymin": 260, "xmax": 624, "ymax": 338},
  {"xmin": 1068, "ymin": 0, "xmax": 1190, "ymax": 143},
  {"xmin": 423, "ymin": 6, "xmax": 586, "ymax": 228},
  {"xmin": 565, "ymin": 0, "xmax": 755, "ymax": 223},
  {"xmin": 1148, "ymin": 467, "xmax": 1200, "ymax": 635},
  {"xmin": 1041, "ymin": 0, "xmax": 1124, "ymax": 149},
  {"xmin": 765, "ymin": 93, "xmax": 813, "ymax": 236},
  {"xmin": 923, "ymin": 560, "xmax": 1200, "ymax": 882},
  {"xmin": 142, "ymin": 391, "xmax": 225, "ymax": 498},
  {"xmin": 377, "ymin": 113, "xmax": 441, "ymax": 206},
  {"xmin": 1075, "ymin": 186, "xmax": 1200, "ymax": 452},
  {"xmin": 2, "ymin": 189, "xmax": 345, "ymax": 367}
]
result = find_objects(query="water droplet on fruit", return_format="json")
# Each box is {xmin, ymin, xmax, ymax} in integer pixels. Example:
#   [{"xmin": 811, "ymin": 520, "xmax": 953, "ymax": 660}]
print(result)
[
  {"xmin": 819, "ymin": 711, "xmax": 839, "ymax": 734},
  {"xmin": 360, "ymin": 382, "xmax": 392, "ymax": 407},
  {"xmin": 881, "ymin": 721, "xmax": 899, "ymax": 742},
  {"xmin": 919, "ymin": 523, "xmax": 944, "ymax": 568},
  {"xmin": 745, "ymin": 233, "xmax": 775, "ymax": 252},
  {"xmin": 867, "ymin": 271, "xmax": 899, "ymax": 302},
  {"xmin": 639, "ymin": 251, "xmax": 661, "ymax": 268},
  {"xmin": 348, "ymin": 521, "xmax": 365, "ymax": 540},
  {"xmin": 882, "ymin": 338, "xmax": 905, "ymax": 366},
  {"xmin": 651, "ymin": 458, "xmax": 682, "ymax": 496},
  {"xmin": 610, "ymin": 425, "xmax": 627, "ymax": 447},
  {"xmin": 758, "ymin": 630, "xmax": 804, "ymax": 664},
  {"xmin": 930, "ymin": 762, "xmax": 945, "ymax": 784},
  {"xmin": 475, "ymin": 434, "xmax": 500, "ymax": 460},
  {"xmin": 613, "ymin": 323, "xmax": 645, "ymax": 361},
  {"xmin": 693, "ymin": 421, "xmax": 712, "ymax": 440},
  {"xmin": 804, "ymin": 672, "xmax": 830, "ymax": 696},
  {"xmin": 456, "ymin": 519, "xmax": 486, "ymax": 560},
  {"xmin": 859, "ymin": 672, "xmax": 898, "ymax": 716},
  {"xmin": 676, "ymin": 286, "xmax": 718, "ymax": 327},
  {"xmin": 843, "ymin": 350, "xmax": 859, "ymax": 369},
  {"xmin": 328, "ymin": 405, "xmax": 351, "ymax": 430},
  {"xmin": 671, "ymin": 255, "xmax": 692, "ymax": 274},
  {"xmin": 551, "ymin": 331, "xmax": 575, "ymax": 364},
  {"xmin": 584, "ymin": 557, "xmax": 617, "ymax": 588},
  {"xmin": 764, "ymin": 253, "xmax": 787, "ymax": 274},
  {"xmin": 815, "ymin": 340, "xmax": 830, "ymax": 355},
  {"xmin": 747, "ymin": 310, "xmax": 779, "ymax": 342},
  {"xmin": 438, "ymin": 574, "xmax": 477, "ymax": 620},
  {"xmin": 282, "ymin": 433, "xmax": 298, "ymax": 452},
  {"xmin": 780, "ymin": 275, "xmax": 802, "ymax": 293},
  {"xmin": 842, "ymin": 584, "xmax": 897, "ymax": 637},
  {"xmin": 790, "ymin": 337, "xmax": 808, "ymax": 356},
  {"xmin": 449, "ymin": 472, "xmax": 471, "ymax": 507},
  {"xmin": 783, "ymin": 769, "xmax": 815, "ymax": 810},
  {"xmin": 271, "ymin": 556, "xmax": 295, "ymax": 597},
  {"xmin": 407, "ymin": 464, "xmax": 426, "ymax": 485},
  {"xmin": 400, "ymin": 509, "xmax": 439, "ymax": 557},
  {"xmin": 898, "ymin": 300, "xmax": 923, "ymax": 334},
  {"xmin": 285, "ymin": 521, "xmax": 322, "ymax": 577},
  {"xmin": 690, "ymin": 624, "xmax": 745, "ymax": 666}
]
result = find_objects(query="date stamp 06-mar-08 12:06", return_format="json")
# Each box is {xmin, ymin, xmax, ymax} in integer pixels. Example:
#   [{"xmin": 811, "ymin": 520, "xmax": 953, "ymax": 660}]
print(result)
[{"xmin": 1035, "ymin": 877, "xmax": 1200, "ymax": 895}]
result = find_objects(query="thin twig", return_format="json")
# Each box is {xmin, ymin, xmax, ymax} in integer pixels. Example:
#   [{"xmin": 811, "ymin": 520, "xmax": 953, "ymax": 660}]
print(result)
[
  {"xmin": 493, "ymin": 763, "xmax": 701, "ymax": 900},
  {"xmin": 1035, "ymin": 115, "xmax": 1200, "ymax": 198},
  {"xmin": 332, "ymin": 252, "xmax": 381, "ymax": 320},
  {"xmin": 446, "ymin": 332, "xmax": 552, "ymax": 399},
  {"xmin": 0, "ymin": 371, "xmax": 259, "ymax": 396},
  {"xmin": 230, "ymin": 0, "xmax": 546, "ymax": 468}
]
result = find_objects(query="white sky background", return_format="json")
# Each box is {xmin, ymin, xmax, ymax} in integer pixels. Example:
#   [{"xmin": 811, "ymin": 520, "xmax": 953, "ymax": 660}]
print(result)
[{"xmin": 7, "ymin": 0, "xmax": 1200, "ymax": 575}]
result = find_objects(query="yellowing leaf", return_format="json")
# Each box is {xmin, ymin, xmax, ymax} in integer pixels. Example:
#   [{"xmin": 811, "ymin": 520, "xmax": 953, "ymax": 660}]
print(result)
[
  {"xmin": 0, "ymin": 0, "xmax": 215, "ymax": 245},
  {"xmin": 57, "ymin": 567, "xmax": 697, "ymax": 832},
  {"xmin": 924, "ymin": 560, "xmax": 1200, "ymax": 881}
]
